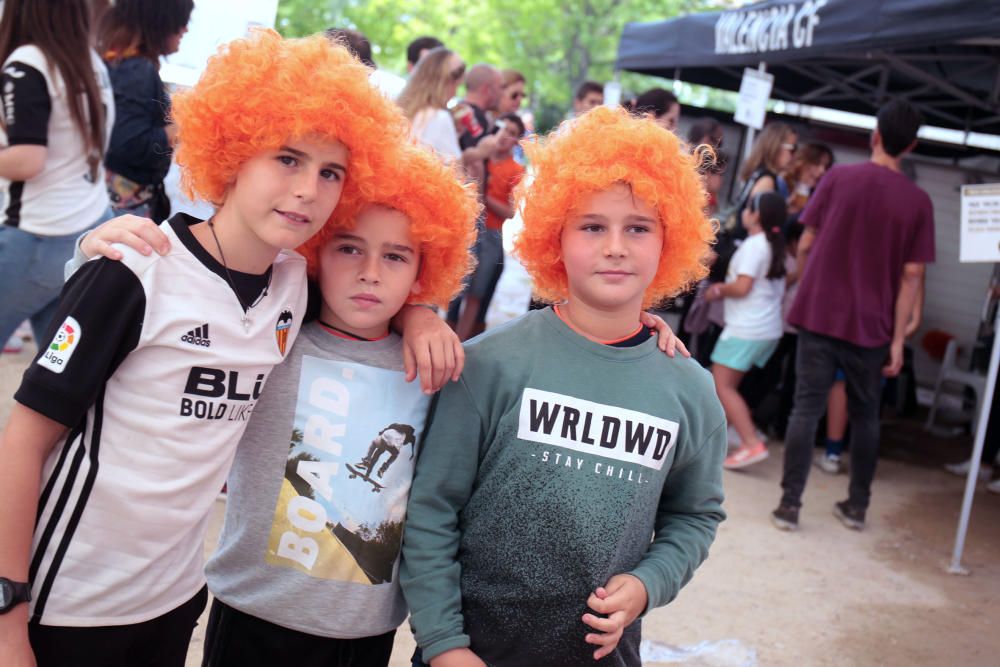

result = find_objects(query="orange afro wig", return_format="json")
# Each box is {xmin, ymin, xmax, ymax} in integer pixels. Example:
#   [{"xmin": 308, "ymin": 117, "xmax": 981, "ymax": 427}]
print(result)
[
  {"xmin": 171, "ymin": 29, "xmax": 409, "ymax": 209},
  {"xmin": 297, "ymin": 143, "xmax": 480, "ymax": 309},
  {"xmin": 513, "ymin": 105, "xmax": 716, "ymax": 308}
]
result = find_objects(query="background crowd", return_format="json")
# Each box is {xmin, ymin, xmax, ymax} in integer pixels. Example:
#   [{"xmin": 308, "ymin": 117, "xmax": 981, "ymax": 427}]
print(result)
[
  {"xmin": 2, "ymin": 0, "xmax": 997, "ymax": 520},
  {"xmin": 2, "ymin": 2, "xmax": 999, "ymax": 666}
]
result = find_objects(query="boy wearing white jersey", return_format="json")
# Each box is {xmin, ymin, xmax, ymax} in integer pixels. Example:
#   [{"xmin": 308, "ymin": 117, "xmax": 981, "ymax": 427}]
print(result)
[{"xmin": 0, "ymin": 31, "xmax": 416, "ymax": 667}]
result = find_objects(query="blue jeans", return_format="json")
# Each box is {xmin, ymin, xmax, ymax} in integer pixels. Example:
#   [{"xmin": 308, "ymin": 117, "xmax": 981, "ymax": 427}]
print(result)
[
  {"xmin": 0, "ymin": 211, "xmax": 112, "ymax": 349},
  {"xmin": 446, "ymin": 223, "xmax": 503, "ymax": 325},
  {"xmin": 780, "ymin": 330, "xmax": 888, "ymax": 510},
  {"xmin": 111, "ymin": 200, "xmax": 152, "ymax": 220}
]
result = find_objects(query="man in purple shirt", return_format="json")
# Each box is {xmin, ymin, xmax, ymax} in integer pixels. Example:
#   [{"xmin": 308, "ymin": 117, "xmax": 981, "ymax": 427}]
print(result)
[{"xmin": 772, "ymin": 100, "xmax": 935, "ymax": 532}]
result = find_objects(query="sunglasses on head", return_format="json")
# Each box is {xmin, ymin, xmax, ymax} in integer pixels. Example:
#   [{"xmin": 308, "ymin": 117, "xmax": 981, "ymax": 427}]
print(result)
[{"xmin": 449, "ymin": 64, "xmax": 466, "ymax": 81}]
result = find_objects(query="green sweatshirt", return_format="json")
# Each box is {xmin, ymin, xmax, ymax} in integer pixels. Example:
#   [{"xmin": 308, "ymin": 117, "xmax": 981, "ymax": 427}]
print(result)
[{"xmin": 400, "ymin": 308, "xmax": 727, "ymax": 666}]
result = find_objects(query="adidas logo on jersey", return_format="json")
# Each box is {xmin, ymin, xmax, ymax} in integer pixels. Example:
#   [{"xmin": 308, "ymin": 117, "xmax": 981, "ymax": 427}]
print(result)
[{"xmin": 181, "ymin": 324, "xmax": 212, "ymax": 348}]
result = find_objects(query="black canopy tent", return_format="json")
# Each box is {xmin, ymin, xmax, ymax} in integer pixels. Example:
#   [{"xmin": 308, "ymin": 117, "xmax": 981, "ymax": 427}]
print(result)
[
  {"xmin": 617, "ymin": 0, "xmax": 1000, "ymax": 574},
  {"xmin": 616, "ymin": 0, "xmax": 1000, "ymax": 139}
]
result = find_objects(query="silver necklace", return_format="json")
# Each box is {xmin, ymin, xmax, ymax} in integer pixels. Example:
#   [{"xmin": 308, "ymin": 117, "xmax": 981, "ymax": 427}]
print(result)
[{"xmin": 207, "ymin": 219, "xmax": 272, "ymax": 330}]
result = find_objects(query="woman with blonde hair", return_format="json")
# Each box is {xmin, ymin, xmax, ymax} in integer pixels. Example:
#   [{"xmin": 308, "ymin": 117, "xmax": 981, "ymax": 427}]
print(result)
[
  {"xmin": 396, "ymin": 46, "xmax": 465, "ymax": 161},
  {"xmin": 739, "ymin": 121, "xmax": 797, "ymax": 200}
]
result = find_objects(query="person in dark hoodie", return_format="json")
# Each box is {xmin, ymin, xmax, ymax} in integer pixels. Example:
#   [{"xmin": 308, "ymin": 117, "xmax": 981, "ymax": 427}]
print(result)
[{"xmin": 99, "ymin": 0, "xmax": 193, "ymax": 221}]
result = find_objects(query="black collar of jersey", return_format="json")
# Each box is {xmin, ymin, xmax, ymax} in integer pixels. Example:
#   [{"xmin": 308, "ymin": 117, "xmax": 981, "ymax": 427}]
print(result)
[
  {"xmin": 169, "ymin": 214, "xmax": 274, "ymax": 312},
  {"xmin": 609, "ymin": 326, "xmax": 653, "ymax": 348}
]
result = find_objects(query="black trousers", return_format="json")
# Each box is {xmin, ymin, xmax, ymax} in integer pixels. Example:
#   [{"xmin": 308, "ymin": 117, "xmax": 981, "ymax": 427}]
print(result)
[
  {"xmin": 738, "ymin": 331, "xmax": 798, "ymax": 432},
  {"xmin": 30, "ymin": 586, "xmax": 208, "ymax": 667},
  {"xmin": 202, "ymin": 598, "xmax": 396, "ymax": 667},
  {"xmin": 780, "ymin": 331, "xmax": 888, "ymax": 510}
]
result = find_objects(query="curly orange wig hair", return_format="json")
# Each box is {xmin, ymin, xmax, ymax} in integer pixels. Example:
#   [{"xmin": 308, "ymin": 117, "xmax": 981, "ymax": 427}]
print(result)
[
  {"xmin": 297, "ymin": 144, "xmax": 480, "ymax": 309},
  {"xmin": 513, "ymin": 105, "xmax": 715, "ymax": 308},
  {"xmin": 171, "ymin": 29, "xmax": 409, "ymax": 209}
]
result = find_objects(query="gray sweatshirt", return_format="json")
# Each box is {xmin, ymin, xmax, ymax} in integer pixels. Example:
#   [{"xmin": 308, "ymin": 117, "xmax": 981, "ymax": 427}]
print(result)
[{"xmin": 205, "ymin": 322, "xmax": 430, "ymax": 638}]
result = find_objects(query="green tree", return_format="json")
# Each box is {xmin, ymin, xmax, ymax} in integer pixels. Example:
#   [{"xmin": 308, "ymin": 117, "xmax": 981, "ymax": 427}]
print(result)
[{"xmin": 276, "ymin": 0, "xmax": 720, "ymax": 132}]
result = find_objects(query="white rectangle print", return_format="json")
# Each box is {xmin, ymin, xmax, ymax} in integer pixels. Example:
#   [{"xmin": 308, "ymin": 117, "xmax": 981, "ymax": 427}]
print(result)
[{"xmin": 517, "ymin": 388, "xmax": 678, "ymax": 471}]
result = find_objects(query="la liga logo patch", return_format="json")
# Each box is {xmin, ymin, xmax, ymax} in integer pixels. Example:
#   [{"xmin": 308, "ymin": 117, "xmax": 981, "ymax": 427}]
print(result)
[
  {"xmin": 275, "ymin": 309, "xmax": 293, "ymax": 356},
  {"xmin": 38, "ymin": 316, "xmax": 81, "ymax": 374}
]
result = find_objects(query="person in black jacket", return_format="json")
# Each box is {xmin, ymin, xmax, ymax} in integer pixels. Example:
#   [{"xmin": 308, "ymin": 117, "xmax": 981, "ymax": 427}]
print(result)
[{"xmin": 98, "ymin": 0, "xmax": 193, "ymax": 222}]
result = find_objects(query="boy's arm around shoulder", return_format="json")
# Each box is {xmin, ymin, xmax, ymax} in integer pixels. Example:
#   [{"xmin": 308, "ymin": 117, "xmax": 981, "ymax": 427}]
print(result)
[
  {"xmin": 400, "ymin": 372, "xmax": 486, "ymax": 663},
  {"xmin": 628, "ymin": 368, "xmax": 727, "ymax": 613}
]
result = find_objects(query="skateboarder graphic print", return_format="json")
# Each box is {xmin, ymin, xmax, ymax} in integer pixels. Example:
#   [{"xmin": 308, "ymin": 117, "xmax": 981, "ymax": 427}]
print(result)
[
  {"xmin": 265, "ymin": 358, "xmax": 428, "ymax": 585},
  {"xmin": 356, "ymin": 423, "xmax": 417, "ymax": 479}
]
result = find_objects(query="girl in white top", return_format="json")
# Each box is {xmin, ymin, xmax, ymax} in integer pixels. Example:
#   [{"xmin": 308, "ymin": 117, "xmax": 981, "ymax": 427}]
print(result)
[
  {"xmin": 705, "ymin": 191, "xmax": 788, "ymax": 470},
  {"xmin": 396, "ymin": 47, "xmax": 465, "ymax": 162},
  {"xmin": 0, "ymin": 0, "xmax": 115, "ymax": 349}
]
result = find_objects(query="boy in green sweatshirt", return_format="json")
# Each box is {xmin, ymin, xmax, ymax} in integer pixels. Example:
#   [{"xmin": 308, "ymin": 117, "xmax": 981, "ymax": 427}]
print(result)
[{"xmin": 400, "ymin": 106, "xmax": 727, "ymax": 667}]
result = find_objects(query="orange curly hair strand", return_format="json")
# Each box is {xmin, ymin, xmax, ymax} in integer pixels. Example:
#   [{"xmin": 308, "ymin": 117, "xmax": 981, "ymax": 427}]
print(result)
[
  {"xmin": 170, "ymin": 29, "xmax": 409, "ymax": 211},
  {"xmin": 297, "ymin": 144, "xmax": 480, "ymax": 309},
  {"xmin": 513, "ymin": 106, "xmax": 716, "ymax": 309}
]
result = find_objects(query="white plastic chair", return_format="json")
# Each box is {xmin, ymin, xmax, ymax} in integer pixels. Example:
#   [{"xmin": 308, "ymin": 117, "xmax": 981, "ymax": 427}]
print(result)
[{"xmin": 924, "ymin": 339, "xmax": 988, "ymax": 433}]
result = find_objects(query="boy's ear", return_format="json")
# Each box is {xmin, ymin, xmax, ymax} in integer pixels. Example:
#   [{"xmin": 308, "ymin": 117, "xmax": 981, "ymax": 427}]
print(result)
[
  {"xmin": 221, "ymin": 180, "xmax": 236, "ymax": 203},
  {"xmin": 409, "ymin": 280, "xmax": 422, "ymax": 296}
]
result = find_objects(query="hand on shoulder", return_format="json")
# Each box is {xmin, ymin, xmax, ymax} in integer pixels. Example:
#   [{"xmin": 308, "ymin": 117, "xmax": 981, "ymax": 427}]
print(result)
[
  {"xmin": 640, "ymin": 311, "xmax": 690, "ymax": 358},
  {"xmin": 398, "ymin": 305, "xmax": 464, "ymax": 394},
  {"xmin": 81, "ymin": 214, "xmax": 171, "ymax": 261}
]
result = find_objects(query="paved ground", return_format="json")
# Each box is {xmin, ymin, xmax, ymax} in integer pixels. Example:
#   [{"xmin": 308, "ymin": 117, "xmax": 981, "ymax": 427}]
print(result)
[{"xmin": 3, "ymin": 342, "xmax": 998, "ymax": 667}]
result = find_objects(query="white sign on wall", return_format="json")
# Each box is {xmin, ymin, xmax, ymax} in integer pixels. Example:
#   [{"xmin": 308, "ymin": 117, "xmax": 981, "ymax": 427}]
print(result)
[
  {"xmin": 734, "ymin": 68, "xmax": 774, "ymax": 130},
  {"xmin": 160, "ymin": 0, "xmax": 279, "ymax": 88},
  {"xmin": 603, "ymin": 81, "xmax": 623, "ymax": 108},
  {"xmin": 959, "ymin": 183, "xmax": 1000, "ymax": 263}
]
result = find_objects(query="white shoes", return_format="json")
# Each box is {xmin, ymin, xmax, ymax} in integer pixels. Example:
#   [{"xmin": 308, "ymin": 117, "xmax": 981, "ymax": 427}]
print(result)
[
  {"xmin": 3, "ymin": 334, "xmax": 23, "ymax": 354},
  {"xmin": 815, "ymin": 452, "xmax": 842, "ymax": 475},
  {"xmin": 944, "ymin": 459, "xmax": 993, "ymax": 482},
  {"xmin": 3, "ymin": 321, "xmax": 32, "ymax": 354}
]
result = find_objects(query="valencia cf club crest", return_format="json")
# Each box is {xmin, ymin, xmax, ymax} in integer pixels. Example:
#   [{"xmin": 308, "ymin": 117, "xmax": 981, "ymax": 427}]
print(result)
[{"xmin": 275, "ymin": 309, "xmax": 293, "ymax": 355}]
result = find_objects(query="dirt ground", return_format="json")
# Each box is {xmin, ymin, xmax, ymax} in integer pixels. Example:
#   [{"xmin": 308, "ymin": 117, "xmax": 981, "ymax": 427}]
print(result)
[{"xmin": 3, "ymin": 343, "xmax": 998, "ymax": 667}]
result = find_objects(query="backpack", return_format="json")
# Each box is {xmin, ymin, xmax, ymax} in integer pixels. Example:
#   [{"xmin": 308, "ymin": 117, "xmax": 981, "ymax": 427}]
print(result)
[{"xmin": 710, "ymin": 168, "xmax": 773, "ymax": 283}]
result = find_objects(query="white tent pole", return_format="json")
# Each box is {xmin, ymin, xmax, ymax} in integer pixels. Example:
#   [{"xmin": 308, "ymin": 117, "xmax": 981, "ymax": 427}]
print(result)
[
  {"xmin": 741, "ymin": 61, "xmax": 767, "ymax": 164},
  {"xmin": 948, "ymin": 306, "xmax": 1000, "ymax": 575}
]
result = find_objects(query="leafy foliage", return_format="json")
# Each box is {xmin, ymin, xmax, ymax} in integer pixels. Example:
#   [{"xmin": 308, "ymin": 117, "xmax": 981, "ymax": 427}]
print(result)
[{"xmin": 276, "ymin": 0, "xmax": 723, "ymax": 131}]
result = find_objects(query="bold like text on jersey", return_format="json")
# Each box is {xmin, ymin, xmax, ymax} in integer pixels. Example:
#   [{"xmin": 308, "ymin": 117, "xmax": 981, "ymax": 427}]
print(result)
[{"xmin": 180, "ymin": 365, "xmax": 265, "ymax": 421}]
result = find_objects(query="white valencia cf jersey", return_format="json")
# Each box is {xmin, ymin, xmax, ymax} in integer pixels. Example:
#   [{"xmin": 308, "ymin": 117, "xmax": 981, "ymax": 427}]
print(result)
[{"xmin": 15, "ymin": 214, "xmax": 307, "ymax": 626}]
